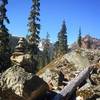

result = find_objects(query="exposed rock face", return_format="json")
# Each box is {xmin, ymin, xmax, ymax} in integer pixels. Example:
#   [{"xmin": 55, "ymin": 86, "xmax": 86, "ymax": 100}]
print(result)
[
  {"xmin": 37, "ymin": 49, "xmax": 100, "ymax": 99},
  {"xmin": 0, "ymin": 65, "xmax": 32, "ymax": 96},
  {"xmin": 64, "ymin": 50, "xmax": 90, "ymax": 70},
  {"xmin": 71, "ymin": 35, "xmax": 100, "ymax": 50},
  {"xmin": 39, "ymin": 59, "xmax": 77, "ymax": 92},
  {"xmin": 0, "ymin": 65, "xmax": 49, "ymax": 100},
  {"xmin": 82, "ymin": 35, "xmax": 100, "ymax": 49},
  {"xmin": 39, "ymin": 69, "xmax": 59, "ymax": 91}
]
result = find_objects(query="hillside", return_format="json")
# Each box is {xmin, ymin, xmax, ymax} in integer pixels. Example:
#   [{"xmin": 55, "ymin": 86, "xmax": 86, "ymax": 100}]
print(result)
[
  {"xmin": 71, "ymin": 35, "xmax": 100, "ymax": 50},
  {"xmin": 37, "ymin": 48, "xmax": 100, "ymax": 99}
]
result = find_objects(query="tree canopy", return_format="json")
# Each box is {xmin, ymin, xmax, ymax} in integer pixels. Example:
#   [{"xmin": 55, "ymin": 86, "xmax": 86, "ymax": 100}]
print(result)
[
  {"xmin": 28, "ymin": 0, "xmax": 40, "ymax": 55},
  {"xmin": 57, "ymin": 20, "xmax": 68, "ymax": 55}
]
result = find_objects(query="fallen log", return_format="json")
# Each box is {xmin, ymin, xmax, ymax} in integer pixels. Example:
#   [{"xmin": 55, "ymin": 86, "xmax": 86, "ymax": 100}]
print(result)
[{"xmin": 53, "ymin": 65, "xmax": 94, "ymax": 100}]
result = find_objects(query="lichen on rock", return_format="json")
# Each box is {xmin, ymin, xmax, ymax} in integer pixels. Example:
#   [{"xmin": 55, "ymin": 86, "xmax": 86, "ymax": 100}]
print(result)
[
  {"xmin": 0, "ymin": 65, "xmax": 33, "ymax": 96},
  {"xmin": 0, "ymin": 65, "xmax": 49, "ymax": 100}
]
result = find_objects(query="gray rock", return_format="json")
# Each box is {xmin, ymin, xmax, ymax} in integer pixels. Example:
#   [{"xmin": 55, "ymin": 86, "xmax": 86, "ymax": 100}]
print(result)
[
  {"xmin": 0, "ymin": 65, "xmax": 49, "ymax": 100},
  {"xmin": 0, "ymin": 65, "xmax": 33, "ymax": 96}
]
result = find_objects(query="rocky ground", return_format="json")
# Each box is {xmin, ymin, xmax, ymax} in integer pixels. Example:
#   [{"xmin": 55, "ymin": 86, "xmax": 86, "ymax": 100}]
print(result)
[
  {"xmin": 38, "ymin": 48, "xmax": 100, "ymax": 100},
  {"xmin": 0, "ymin": 48, "xmax": 100, "ymax": 100}
]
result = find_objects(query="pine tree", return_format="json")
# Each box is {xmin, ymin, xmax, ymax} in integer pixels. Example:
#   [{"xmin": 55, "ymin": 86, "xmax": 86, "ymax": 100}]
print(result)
[
  {"xmin": 43, "ymin": 33, "xmax": 50, "ymax": 65},
  {"xmin": 58, "ymin": 20, "xmax": 68, "ymax": 56},
  {"xmin": 28, "ymin": 0, "xmax": 40, "ymax": 57},
  {"xmin": 53, "ymin": 41, "xmax": 59, "ymax": 58},
  {"xmin": 0, "ymin": 0, "xmax": 10, "ymax": 72},
  {"xmin": 37, "ymin": 51, "xmax": 45, "ymax": 70},
  {"xmin": 77, "ymin": 27, "xmax": 82, "ymax": 48},
  {"xmin": 0, "ymin": 0, "xmax": 10, "ymax": 31}
]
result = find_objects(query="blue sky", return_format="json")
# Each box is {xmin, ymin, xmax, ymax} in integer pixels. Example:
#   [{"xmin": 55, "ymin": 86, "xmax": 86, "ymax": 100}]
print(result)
[{"xmin": 6, "ymin": 0, "xmax": 100, "ymax": 44}]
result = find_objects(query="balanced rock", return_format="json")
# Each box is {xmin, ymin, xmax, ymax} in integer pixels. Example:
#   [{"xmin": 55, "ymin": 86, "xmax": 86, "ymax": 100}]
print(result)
[
  {"xmin": 15, "ymin": 37, "xmax": 26, "ymax": 53},
  {"xmin": 10, "ymin": 37, "xmax": 37, "ymax": 73},
  {"xmin": 11, "ymin": 37, "xmax": 26, "ymax": 64}
]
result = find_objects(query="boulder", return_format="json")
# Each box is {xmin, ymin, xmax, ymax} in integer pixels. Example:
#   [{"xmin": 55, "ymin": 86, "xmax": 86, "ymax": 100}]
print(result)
[
  {"xmin": 0, "ymin": 65, "xmax": 49, "ymax": 100},
  {"xmin": 39, "ymin": 69, "xmax": 59, "ymax": 91}
]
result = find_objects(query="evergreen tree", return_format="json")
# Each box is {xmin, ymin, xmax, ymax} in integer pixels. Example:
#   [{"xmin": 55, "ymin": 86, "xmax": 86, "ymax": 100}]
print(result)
[
  {"xmin": 37, "ymin": 51, "xmax": 45, "ymax": 70},
  {"xmin": 0, "ymin": 0, "xmax": 10, "ymax": 31},
  {"xmin": 53, "ymin": 41, "xmax": 59, "ymax": 58},
  {"xmin": 43, "ymin": 33, "xmax": 50, "ymax": 65},
  {"xmin": 0, "ymin": 0, "xmax": 11, "ymax": 72},
  {"xmin": 28, "ymin": 0, "xmax": 40, "ymax": 57},
  {"xmin": 77, "ymin": 27, "xmax": 82, "ymax": 48},
  {"xmin": 58, "ymin": 20, "xmax": 68, "ymax": 55}
]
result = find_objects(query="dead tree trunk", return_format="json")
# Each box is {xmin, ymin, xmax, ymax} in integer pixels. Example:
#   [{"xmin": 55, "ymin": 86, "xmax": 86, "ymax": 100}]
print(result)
[{"xmin": 53, "ymin": 66, "xmax": 94, "ymax": 100}]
